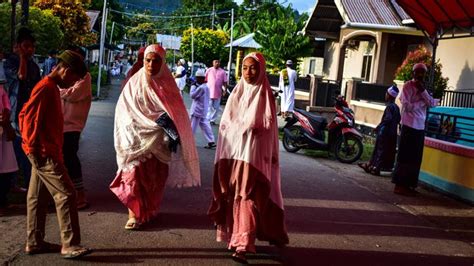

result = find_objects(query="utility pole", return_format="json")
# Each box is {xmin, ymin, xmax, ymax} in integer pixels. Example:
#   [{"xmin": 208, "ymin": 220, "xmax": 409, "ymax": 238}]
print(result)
[
  {"xmin": 107, "ymin": 21, "xmax": 116, "ymax": 77},
  {"xmin": 227, "ymin": 8, "xmax": 234, "ymax": 82},
  {"xmin": 211, "ymin": 2, "xmax": 215, "ymax": 30},
  {"xmin": 20, "ymin": 0, "xmax": 28, "ymax": 26},
  {"xmin": 191, "ymin": 19, "xmax": 194, "ymax": 77},
  {"xmin": 97, "ymin": 0, "xmax": 108, "ymax": 98},
  {"xmin": 10, "ymin": 0, "xmax": 17, "ymax": 52}
]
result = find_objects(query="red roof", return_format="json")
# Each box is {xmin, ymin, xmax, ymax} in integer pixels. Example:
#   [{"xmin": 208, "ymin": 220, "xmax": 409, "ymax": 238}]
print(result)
[{"xmin": 396, "ymin": 0, "xmax": 474, "ymax": 37}]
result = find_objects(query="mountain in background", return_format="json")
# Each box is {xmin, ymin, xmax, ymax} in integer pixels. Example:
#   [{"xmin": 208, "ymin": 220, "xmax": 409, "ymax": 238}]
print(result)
[{"xmin": 118, "ymin": 0, "xmax": 182, "ymax": 14}]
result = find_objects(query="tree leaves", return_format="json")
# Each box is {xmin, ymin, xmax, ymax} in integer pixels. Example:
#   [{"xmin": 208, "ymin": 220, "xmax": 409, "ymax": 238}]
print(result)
[
  {"xmin": 0, "ymin": 3, "xmax": 63, "ymax": 55},
  {"xmin": 253, "ymin": 4, "xmax": 313, "ymax": 73},
  {"xmin": 33, "ymin": 0, "xmax": 95, "ymax": 47},
  {"xmin": 180, "ymin": 28, "xmax": 229, "ymax": 66}
]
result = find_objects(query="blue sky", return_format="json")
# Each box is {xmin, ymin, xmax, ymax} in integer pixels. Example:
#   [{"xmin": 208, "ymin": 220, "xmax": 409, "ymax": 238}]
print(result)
[{"xmin": 233, "ymin": 0, "xmax": 315, "ymax": 14}]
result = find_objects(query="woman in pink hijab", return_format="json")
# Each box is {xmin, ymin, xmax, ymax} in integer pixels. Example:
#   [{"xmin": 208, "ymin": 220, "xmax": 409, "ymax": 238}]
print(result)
[
  {"xmin": 110, "ymin": 44, "xmax": 200, "ymax": 230},
  {"xmin": 208, "ymin": 52, "xmax": 289, "ymax": 263}
]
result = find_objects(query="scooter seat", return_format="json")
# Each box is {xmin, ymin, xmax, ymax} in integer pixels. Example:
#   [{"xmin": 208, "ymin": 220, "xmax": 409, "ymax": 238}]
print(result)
[{"xmin": 298, "ymin": 109, "xmax": 327, "ymax": 125}]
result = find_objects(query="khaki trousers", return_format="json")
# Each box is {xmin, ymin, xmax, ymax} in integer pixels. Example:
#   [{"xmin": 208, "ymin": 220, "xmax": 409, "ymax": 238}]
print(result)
[{"xmin": 26, "ymin": 155, "xmax": 81, "ymax": 248}]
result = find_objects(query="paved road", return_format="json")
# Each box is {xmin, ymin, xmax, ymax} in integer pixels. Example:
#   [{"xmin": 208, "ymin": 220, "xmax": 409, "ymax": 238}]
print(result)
[{"xmin": 2, "ymin": 79, "xmax": 473, "ymax": 265}]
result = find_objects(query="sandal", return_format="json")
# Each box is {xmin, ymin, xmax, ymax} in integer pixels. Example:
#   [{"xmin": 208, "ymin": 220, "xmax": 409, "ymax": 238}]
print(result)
[
  {"xmin": 232, "ymin": 251, "xmax": 248, "ymax": 264},
  {"xmin": 204, "ymin": 142, "xmax": 216, "ymax": 149},
  {"xmin": 369, "ymin": 167, "xmax": 380, "ymax": 176},
  {"xmin": 25, "ymin": 242, "xmax": 61, "ymax": 255},
  {"xmin": 124, "ymin": 217, "xmax": 140, "ymax": 230},
  {"xmin": 61, "ymin": 246, "xmax": 92, "ymax": 259},
  {"xmin": 358, "ymin": 162, "xmax": 370, "ymax": 173}
]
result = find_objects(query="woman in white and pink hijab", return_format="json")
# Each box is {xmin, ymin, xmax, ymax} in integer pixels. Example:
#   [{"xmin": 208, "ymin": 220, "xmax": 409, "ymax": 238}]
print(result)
[
  {"xmin": 208, "ymin": 52, "xmax": 289, "ymax": 263},
  {"xmin": 110, "ymin": 44, "xmax": 200, "ymax": 230}
]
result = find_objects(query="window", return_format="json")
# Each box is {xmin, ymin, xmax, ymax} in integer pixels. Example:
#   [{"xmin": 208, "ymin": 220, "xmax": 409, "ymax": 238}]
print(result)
[
  {"xmin": 309, "ymin": 59, "xmax": 316, "ymax": 74},
  {"xmin": 361, "ymin": 55, "xmax": 373, "ymax": 82}
]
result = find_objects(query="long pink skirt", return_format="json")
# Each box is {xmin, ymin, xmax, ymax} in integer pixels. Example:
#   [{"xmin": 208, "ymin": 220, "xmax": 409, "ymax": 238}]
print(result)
[
  {"xmin": 217, "ymin": 197, "xmax": 258, "ymax": 253},
  {"xmin": 110, "ymin": 156, "xmax": 168, "ymax": 223}
]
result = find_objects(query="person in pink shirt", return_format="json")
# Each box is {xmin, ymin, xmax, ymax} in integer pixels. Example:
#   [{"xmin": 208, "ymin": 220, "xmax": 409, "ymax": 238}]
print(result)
[
  {"xmin": 392, "ymin": 63, "xmax": 439, "ymax": 196},
  {"xmin": 206, "ymin": 59, "xmax": 228, "ymax": 125},
  {"xmin": 60, "ymin": 57, "xmax": 92, "ymax": 210},
  {"xmin": 0, "ymin": 84, "xmax": 18, "ymax": 214}
]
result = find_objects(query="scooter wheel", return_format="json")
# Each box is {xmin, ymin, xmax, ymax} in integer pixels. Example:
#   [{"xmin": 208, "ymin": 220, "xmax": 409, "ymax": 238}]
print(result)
[
  {"xmin": 282, "ymin": 126, "xmax": 302, "ymax": 153},
  {"xmin": 334, "ymin": 134, "xmax": 363, "ymax": 164}
]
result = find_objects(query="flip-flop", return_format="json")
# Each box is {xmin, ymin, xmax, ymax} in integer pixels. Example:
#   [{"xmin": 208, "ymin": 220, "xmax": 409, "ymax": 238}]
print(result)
[
  {"xmin": 370, "ymin": 168, "xmax": 380, "ymax": 176},
  {"xmin": 25, "ymin": 242, "xmax": 61, "ymax": 255},
  {"xmin": 77, "ymin": 202, "xmax": 90, "ymax": 210},
  {"xmin": 124, "ymin": 217, "xmax": 140, "ymax": 230},
  {"xmin": 61, "ymin": 247, "xmax": 92, "ymax": 259},
  {"xmin": 357, "ymin": 163, "xmax": 370, "ymax": 173},
  {"xmin": 231, "ymin": 252, "xmax": 248, "ymax": 264}
]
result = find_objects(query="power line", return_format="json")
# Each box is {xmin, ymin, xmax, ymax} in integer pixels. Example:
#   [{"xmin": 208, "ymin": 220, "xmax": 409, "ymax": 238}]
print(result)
[
  {"xmin": 113, "ymin": 21, "xmax": 191, "ymax": 31},
  {"xmin": 109, "ymin": 8, "xmax": 231, "ymax": 19}
]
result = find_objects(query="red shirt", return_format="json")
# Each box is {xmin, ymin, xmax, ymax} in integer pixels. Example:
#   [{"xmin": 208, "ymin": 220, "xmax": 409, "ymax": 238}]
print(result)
[{"xmin": 19, "ymin": 76, "xmax": 64, "ymax": 162}]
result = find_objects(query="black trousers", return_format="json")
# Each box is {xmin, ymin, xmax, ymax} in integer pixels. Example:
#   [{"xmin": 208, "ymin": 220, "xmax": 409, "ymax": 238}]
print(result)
[
  {"xmin": 63, "ymin": 132, "xmax": 84, "ymax": 191},
  {"xmin": 0, "ymin": 172, "xmax": 14, "ymax": 207},
  {"xmin": 392, "ymin": 125, "xmax": 425, "ymax": 188}
]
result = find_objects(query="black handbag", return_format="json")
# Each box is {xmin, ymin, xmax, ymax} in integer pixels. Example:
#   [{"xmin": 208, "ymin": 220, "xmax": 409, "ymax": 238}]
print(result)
[{"xmin": 156, "ymin": 113, "xmax": 180, "ymax": 152}]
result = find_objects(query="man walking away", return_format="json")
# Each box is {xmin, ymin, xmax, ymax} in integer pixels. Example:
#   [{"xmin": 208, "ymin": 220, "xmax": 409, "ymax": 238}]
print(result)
[
  {"xmin": 279, "ymin": 60, "xmax": 297, "ymax": 119},
  {"xmin": 20, "ymin": 50, "xmax": 91, "ymax": 259},
  {"xmin": 190, "ymin": 69, "xmax": 216, "ymax": 149},
  {"xmin": 206, "ymin": 59, "xmax": 227, "ymax": 125}
]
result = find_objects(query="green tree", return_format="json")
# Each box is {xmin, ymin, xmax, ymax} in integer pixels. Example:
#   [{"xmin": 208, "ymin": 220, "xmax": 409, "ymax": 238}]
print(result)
[
  {"xmin": 395, "ymin": 46, "xmax": 448, "ymax": 98},
  {"xmin": 0, "ymin": 3, "xmax": 63, "ymax": 55},
  {"xmin": 33, "ymin": 0, "xmax": 96, "ymax": 47},
  {"xmin": 253, "ymin": 5, "xmax": 313, "ymax": 72},
  {"xmin": 216, "ymin": 17, "xmax": 251, "ymax": 39},
  {"xmin": 180, "ymin": 28, "xmax": 229, "ymax": 66}
]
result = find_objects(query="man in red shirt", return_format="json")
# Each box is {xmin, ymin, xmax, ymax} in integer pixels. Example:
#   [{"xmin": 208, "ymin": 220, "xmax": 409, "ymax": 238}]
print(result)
[{"xmin": 19, "ymin": 50, "xmax": 91, "ymax": 259}]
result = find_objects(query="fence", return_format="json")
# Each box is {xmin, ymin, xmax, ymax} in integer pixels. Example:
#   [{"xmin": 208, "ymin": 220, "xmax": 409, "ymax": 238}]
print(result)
[
  {"xmin": 354, "ymin": 82, "xmax": 387, "ymax": 103},
  {"xmin": 315, "ymin": 80, "xmax": 340, "ymax": 107},
  {"xmin": 267, "ymin": 74, "xmax": 311, "ymax": 92},
  {"xmin": 426, "ymin": 110, "xmax": 474, "ymax": 146},
  {"xmin": 440, "ymin": 90, "xmax": 474, "ymax": 108}
]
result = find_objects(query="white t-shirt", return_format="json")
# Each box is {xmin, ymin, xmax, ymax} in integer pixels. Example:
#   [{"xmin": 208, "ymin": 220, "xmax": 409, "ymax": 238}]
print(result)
[{"xmin": 175, "ymin": 65, "xmax": 186, "ymax": 90}]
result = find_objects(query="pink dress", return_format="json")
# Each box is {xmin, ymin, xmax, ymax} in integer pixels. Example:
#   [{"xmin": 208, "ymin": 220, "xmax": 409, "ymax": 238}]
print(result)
[
  {"xmin": 110, "ymin": 45, "xmax": 200, "ymax": 224},
  {"xmin": 0, "ymin": 85, "xmax": 18, "ymax": 174},
  {"xmin": 208, "ymin": 53, "xmax": 289, "ymax": 253}
]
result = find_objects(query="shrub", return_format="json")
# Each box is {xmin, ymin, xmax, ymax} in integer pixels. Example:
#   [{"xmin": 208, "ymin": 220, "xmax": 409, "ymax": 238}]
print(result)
[
  {"xmin": 89, "ymin": 65, "xmax": 107, "ymax": 86},
  {"xmin": 394, "ymin": 46, "xmax": 448, "ymax": 98}
]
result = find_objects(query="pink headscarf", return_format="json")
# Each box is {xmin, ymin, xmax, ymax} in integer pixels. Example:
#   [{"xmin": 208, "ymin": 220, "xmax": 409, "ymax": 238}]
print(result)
[
  {"xmin": 115, "ymin": 44, "xmax": 200, "ymax": 187},
  {"xmin": 215, "ymin": 52, "xmax": 283, "ymax": 208},
  {"xmin": 223, "ymin": 52, "xmax": 275, "ymax": 134}
]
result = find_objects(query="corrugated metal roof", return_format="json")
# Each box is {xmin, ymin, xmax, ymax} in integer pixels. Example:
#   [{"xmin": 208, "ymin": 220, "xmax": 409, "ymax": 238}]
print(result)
[
  {"xmin": 225, "ymin": 33, "xmax": 262, "ymax": 49},
  {"xmin": 303, "ymin": 0, "xmax": 344, "ymax": 39},
  {"xmin": 390, "ymin": 0, "xmax": 411, "ymax": 21},
  {"xmin": 341, "ymin": 0, "xmax": 407, "ymax": 26}
]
